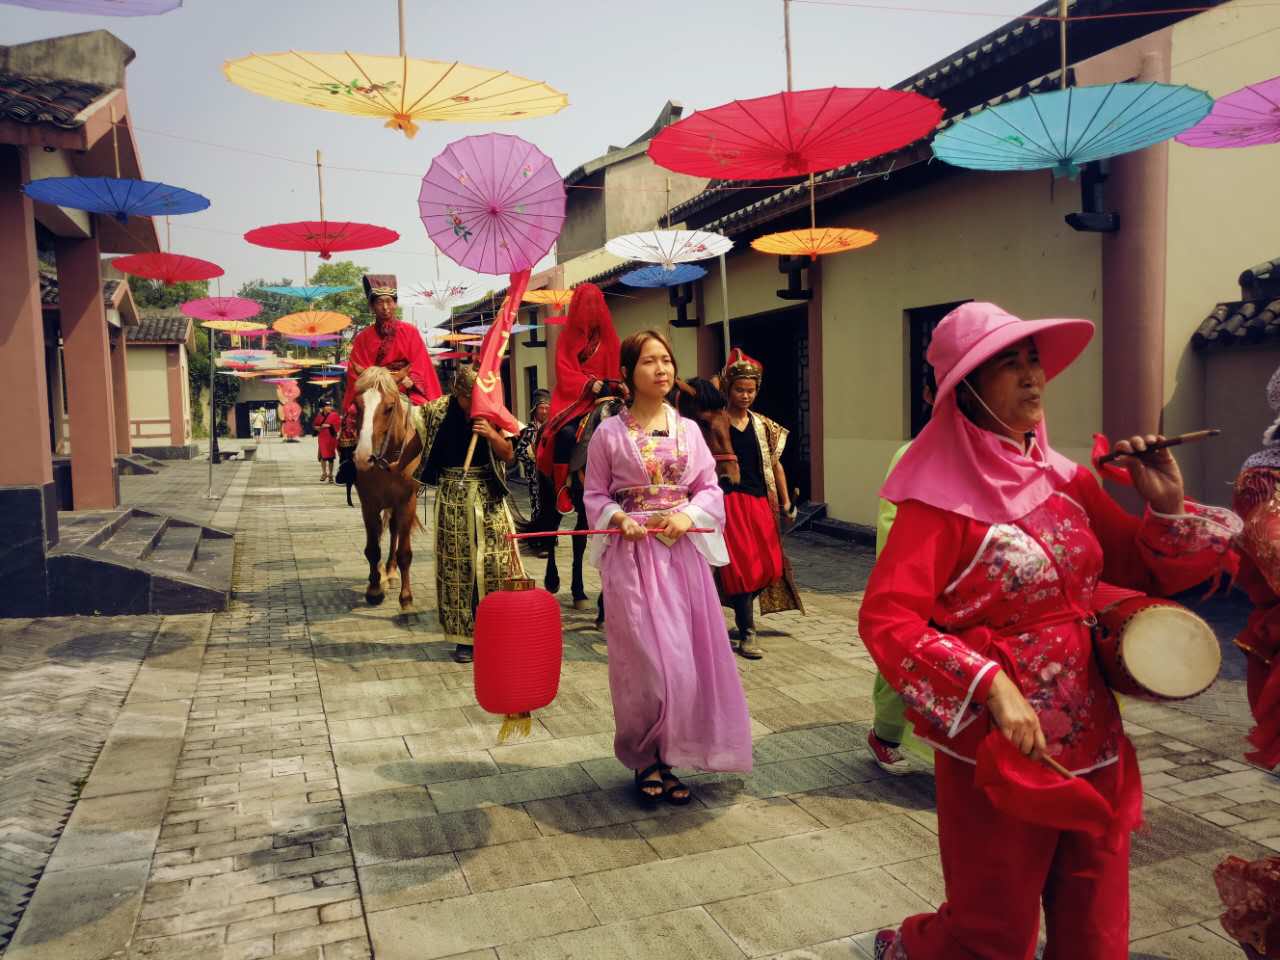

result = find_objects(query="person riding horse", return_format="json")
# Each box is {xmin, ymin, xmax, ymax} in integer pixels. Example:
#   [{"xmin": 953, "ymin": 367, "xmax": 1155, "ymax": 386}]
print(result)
[{"xmin": 336, "ymin": 274, "xmax": 441, "ymax": 486}]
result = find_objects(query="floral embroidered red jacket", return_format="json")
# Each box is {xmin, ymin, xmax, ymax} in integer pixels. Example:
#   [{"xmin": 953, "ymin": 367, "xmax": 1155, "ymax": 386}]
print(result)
[{"xmin": 859, "ymin": 466, "xmax": 1240, "ymax": 774}]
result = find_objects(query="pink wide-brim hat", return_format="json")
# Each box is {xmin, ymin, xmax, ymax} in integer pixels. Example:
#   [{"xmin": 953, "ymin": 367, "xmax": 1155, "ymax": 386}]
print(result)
[{"xmin": 929, "ymin": 301, "xmax": 1095, "ymax": 404}]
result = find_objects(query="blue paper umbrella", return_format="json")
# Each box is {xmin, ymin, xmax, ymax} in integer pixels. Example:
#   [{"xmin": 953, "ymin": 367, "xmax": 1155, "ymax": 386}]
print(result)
[
  {"xmin": 23, "ymin": 177, "xmax": 209, "ymax": 223},
  {"xmin": 932, "ymin": 82, "xmax": 1212, "ymax": 177},
  {"xmin": 620, "ymin": 263, "xmax": 708, "ymax": 288},
  {"xmin": 260, "ymin": 285, "xmax": 355, "ymax": 301}
]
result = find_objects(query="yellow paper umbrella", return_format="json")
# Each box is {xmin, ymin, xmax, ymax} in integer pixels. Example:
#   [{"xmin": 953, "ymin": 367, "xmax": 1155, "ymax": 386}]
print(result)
[
  {"xmin": 202, "ymin": 319, "xmax": 265, "ymax": 332},
  {"xmin": 522, "ymin": 289, "xmax": 574, "ymax": 311},
  {"xmin": 272, "ymin": 310, "xmax": 352, "ymax": 337},
  {"xmin": 223, "ymin": 52, "xmax": 568, "ymax": 139},
  {"xmin": 750, "ymin": 227, "xmax": 878, "ymax": 260},
  {"xmin": 280, "ymin": 356, "xmax": 331, "ymax": 368},
  {"xmin": 435, "ymin": 332, "xmax": 482, "ymax": 344}
]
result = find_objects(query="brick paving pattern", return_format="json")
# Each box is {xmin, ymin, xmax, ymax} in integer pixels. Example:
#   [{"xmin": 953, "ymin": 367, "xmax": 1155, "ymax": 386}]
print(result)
[{"xmin": 1, "ymin": 436, "xmax": 1277, "ymax": 960}]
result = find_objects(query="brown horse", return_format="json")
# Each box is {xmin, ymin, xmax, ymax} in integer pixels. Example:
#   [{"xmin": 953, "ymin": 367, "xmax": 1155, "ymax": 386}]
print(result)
[{"xmin": 351, "ymin": 367, "xmax": 423, "ymax": 609}]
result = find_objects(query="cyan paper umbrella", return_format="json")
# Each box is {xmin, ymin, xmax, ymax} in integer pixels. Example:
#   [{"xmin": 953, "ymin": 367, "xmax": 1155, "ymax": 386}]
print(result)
[
  {"xmin": 460, "ymin": 322, "xmax": 536, "ymax": 335},
  {"xmin": 259, "ymin": 284, "xmax": 354, "ymax": 301},
  {"xmin": 932, "ymin": 82, "xmax": 1212, "ymax": 178},
  {"xmin": 621, "ymin": 264, "xmax": 708, "ymax": 288},
  {"xmin": 24, "ymin": 177, "xmax": 209, "ymax": 223}
]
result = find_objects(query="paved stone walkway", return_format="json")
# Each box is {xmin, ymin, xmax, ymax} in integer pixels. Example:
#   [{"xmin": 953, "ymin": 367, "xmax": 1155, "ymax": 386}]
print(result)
[{"xmin": 2, "ymin": 437, "xmax": 1278, "ymax": 959}]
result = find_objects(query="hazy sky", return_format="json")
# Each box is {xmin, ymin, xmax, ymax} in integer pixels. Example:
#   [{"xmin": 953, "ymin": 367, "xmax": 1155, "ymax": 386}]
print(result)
[{"xmin": 7, "ymin": 0, "xmax": 1037, "ymax": 304}]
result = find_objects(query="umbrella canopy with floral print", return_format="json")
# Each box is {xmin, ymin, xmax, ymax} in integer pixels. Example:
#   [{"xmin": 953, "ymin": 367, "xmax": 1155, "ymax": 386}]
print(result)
[
  {"xmin": 244, "ymin": 221, "xmax": 398, "ymax": 261},
  {"xmin": 648, "ymin": 87, "xmax": 942, "ymax": 180},
  {"xmin": 420, "ymin": 133, "xmax": 565, "ymax": 275},
  {"xmin": 180, "ymin": 297, "xmax": 262, "ymax": 323},
  {"xmin": 1176, "ymin": 74, "xmax": 1280, "ymax": 149},
  {"xmin": 412, "ymin": 280, "xmax": 474, "ymax": 312},
  {"xmin": 751, "ymin": 227, "xmax": 877, "ymax": 260},
  {"xmin": 606, "ymin": 230, "xmax": 732, "ymax": 271},
  {"xmin": 272, "ymin": 310, "xmax": 352, "ymax": 337},
  {"xmin": 112, "ymin": 252, "xmax": 223, "ymax": 285},
  {"xmin": 933, "ymin": 82, "xmax": 1212, "ymax": 177},
  {"xmin": 224, "ymin": 52, "xmax": 568, "ymax": 139}
]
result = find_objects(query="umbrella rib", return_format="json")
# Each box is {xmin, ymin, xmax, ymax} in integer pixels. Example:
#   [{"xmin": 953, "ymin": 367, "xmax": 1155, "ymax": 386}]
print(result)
[
  {"xmin": 410, "ymin": 69, "xmax": 522, "ymax": 116},
  {"xmin": 1063, "ymin": 83, "xmax": 1131, "ymax": 157},
  {"xmin": 339, "ymin": 51, "xmax": 404, "ymax": 116},
  {"xmin": 685, "ymin": 107, "xmax": 795, "ymax": 159},
  {"xmin": 400, "ymin": 60, "xmax": 460, "ymax": 116},
  {"xmin": 1069, "ymin": 84, "xmax": 1176, "ymax": 158}
]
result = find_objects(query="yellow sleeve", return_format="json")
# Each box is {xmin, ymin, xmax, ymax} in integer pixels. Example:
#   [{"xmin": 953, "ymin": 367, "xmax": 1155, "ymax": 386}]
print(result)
[{"xmin": 874, "ymin": 442, "xmax": 913, "ymax": 558}]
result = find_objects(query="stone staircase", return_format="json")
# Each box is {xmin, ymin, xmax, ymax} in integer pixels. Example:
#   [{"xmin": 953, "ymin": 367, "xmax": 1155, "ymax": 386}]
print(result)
[
  {"xmin": 115, "ymin": 452, "xmax": 165, "ymax": 476},
  {"xmin": 47, "ymin": 508, "xmax": 233, "ymax": 615}
]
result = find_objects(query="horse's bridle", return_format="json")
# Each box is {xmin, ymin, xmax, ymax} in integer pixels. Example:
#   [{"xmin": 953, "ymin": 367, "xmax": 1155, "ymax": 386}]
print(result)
[{"xmin": 371, "ymin": 397, "xmax": 413, "ymax": 472}]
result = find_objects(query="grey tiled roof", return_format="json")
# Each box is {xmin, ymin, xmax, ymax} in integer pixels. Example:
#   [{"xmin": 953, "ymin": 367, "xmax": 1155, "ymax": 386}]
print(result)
[
  {"xmin": 0, "ymin": 71, "xmax": 108, "ymax": 130},
  {"xmin": 1193, "ymin": 299, "xmax": 1280, "ymax": 350},
  {"xmin": 129, "ymin": 315, "xmax": 191, "ymax": 344}
]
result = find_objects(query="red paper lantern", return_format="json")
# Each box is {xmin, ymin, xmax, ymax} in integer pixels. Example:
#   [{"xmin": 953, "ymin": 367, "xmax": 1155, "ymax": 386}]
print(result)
[
  {"xmin": 474, "ymin": 579, "xmax": 562, "ymax": 740},
  {"xmin": 281, "ymin": 420, "xmax": 303, "ymax": 439}
]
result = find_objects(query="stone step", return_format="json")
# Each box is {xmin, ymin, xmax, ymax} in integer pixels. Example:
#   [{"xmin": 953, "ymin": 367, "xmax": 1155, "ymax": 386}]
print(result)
[
  {"xmin": 187, "ymin": 534, "xmax": 233, "ymax": 585},
  {"xmin": 53, "ymin": 510, "xmax": 129, "ymax": 552},
  {"xmin": 147, "ymin": 524, "xmax": 201, "ymax": 572},
  {"xmin": 98, "ymin": 514, "xmax": 168, "ymax": 562},
  {"xmin": 115, "ymin": 455, "xmax": 158, "ymax": 477}
]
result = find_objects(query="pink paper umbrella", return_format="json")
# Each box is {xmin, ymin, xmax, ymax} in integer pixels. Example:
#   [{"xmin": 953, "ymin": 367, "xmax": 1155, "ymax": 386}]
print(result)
[
  {"xmin": 1177, "ymin": 74, "xmax": 1280, "ymax": 148},
  {"xmin": 419, "ymin": 133, "xmax": 565, "ymax": 276},
  {"xmin": 180, "ymin": 297, "xmax": 262, "ymax": 323}
]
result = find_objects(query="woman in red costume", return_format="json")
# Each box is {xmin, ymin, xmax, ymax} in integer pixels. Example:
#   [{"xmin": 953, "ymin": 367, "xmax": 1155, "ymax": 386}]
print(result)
[
  {"xmin": 537, "ymin": 282, "xmax": 623, "ymax": 513},
  {"xmin": 1213, "ymin": 365, "xmax": 1280, "ymax": 960},
  {"xmin": 860, "ymin": 302, "xmax": 1240, "ymax": 960}
]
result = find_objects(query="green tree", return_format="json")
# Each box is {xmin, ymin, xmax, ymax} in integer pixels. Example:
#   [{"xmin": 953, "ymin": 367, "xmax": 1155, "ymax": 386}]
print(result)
[
  {"xmin": 309, "ymin": 260, "xmax": 373, "ymax": 334},
  {"xmin": 127, "ymin": 277, "xmax": 209, "ymax": 311}
]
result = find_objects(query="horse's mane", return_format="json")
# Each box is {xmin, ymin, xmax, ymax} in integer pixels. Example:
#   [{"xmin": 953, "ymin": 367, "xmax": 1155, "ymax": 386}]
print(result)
[
  {"xmin": 354, "ymin": 366, "xmax": 400, "ymax": 397},
  {"xmin": 682, "ymin": 377, "xmax": 727, "ymax": 413}
]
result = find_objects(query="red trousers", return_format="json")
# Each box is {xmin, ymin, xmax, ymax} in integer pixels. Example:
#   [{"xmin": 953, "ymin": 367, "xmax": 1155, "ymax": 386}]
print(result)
[
  {"xmin": 900, "ymin": 751, "xmax": 1130, "ymax": 960},
  {"xmin": 720, "ymin": 491, "xmax": 783, "ymax": 595}
]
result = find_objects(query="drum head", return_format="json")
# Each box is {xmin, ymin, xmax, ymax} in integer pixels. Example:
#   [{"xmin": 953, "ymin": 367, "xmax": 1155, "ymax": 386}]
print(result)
[{"xmin": 1123, "ymin": 606, "xmax": 1221, "ymax": 699}]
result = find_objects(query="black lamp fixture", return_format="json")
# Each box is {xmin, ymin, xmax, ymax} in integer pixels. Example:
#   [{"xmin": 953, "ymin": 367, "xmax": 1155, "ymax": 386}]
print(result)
[
  {"xmin": 1065, "ymin": 160, "xmax": 1120, "ymax": 234},
  {"xmin": 776, "ymin": 255, "xmax": 813, "ymax": 300}
]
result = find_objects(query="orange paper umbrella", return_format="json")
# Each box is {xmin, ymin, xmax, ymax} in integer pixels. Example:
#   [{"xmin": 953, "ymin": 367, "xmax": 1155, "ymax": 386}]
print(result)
[
  {"xmin": 751, "ymin": 227, "xmax": 877, "ymax": 260},
  {"xmin": 309, "ymin": 377, "xmax": 341, "ymax": 387},
  {"xmin": 272, "ymin": 310, "xmax": 352, "ymax": 337},
  {"xmin": 522, "ymin": 289, "xmax": 574, "ymax": 311},
  {"xmin": 435, "ymin": 332, "xmax": 481, "ymax": 344}
]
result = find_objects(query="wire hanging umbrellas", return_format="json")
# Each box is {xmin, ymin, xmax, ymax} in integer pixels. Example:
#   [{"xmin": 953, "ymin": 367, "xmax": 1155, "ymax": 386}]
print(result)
[
  {"xmin": 246, "ymin": 151, "xmax": 398, "ymax": 260},
  {"xmin": 223, "ymin": 1, "xmax": 567, "ymax": 138},
  {"xmin": 621, "ymin": 264, "xmax": 708, "ymax": 288},
  {"xmin": 1176, "ymin": 74, "xmax": 1280, "ymax": 149},
  {"xmin": 420, "ymin": 133, "xmax": 565, "ymax": 275}
]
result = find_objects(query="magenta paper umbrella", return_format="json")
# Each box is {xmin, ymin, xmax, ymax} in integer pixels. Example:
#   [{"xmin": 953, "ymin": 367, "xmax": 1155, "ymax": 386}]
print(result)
[
  {"xmin": 179, "ymin": 297, "xmax": 262, "ymax": 323},
  {"xmin": 419, "ymin": 133, "xmax": 564, "ymax": 276},
  {"xmin": 1, "ymin": 0, "xmax": 181, "ymax": 13},
  {"xmin": 1176, "ymin": 75, "xmax": 1280, "ymax": 148}
]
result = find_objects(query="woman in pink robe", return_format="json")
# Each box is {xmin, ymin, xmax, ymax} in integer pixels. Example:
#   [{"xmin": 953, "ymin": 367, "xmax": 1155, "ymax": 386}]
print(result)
[{"xmin": 584, "ymin": 329, "xmax": 752, "ymax": 804}]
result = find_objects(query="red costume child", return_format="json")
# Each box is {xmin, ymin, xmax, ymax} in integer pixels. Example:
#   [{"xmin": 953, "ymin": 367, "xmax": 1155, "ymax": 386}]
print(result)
[{"xmin": 861, "ymin": 302, "xmax": 1240, "ymax": 960}]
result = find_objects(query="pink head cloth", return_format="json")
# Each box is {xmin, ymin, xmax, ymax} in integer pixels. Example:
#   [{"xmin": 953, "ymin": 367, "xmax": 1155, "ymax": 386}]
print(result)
[{"xmin": 880, "ymin": 301, "xmax": 1095, "ymax": 524}]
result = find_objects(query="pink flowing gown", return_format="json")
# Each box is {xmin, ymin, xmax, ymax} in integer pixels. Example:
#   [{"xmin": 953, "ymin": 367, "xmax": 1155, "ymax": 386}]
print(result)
[{"xmin": 583, "ymin": 405, "xmax": 753, "ymax": 773}]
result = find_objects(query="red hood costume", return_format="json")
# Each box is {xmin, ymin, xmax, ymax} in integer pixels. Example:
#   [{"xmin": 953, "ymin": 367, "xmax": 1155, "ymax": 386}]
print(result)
[
  {"xmin": 549, "ymin": 283, "xmax": 620, "ymax": 419},
  {"xmin": 341, "ymin": 274, "xmax": 441, "ymax": 414}
]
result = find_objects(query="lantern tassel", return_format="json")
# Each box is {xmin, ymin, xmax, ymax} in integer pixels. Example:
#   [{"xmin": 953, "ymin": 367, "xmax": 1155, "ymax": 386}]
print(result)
[{"xmin": 497, "ymin": 712, "xmax": 534, "ymax": 744}]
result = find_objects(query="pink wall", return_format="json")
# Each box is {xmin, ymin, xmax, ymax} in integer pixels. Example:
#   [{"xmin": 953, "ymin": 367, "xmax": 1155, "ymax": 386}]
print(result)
[
  {"xmin": 56, "ymin": 234, "xmax": 119, "ymax": 509},
  {"xmin": 111, "ymin": 332, "xmax": 131, "ymax": 455},
  {"xmin": 165, "ymin": 344, "xmax": 185, "ymax": 446},
  {"xmin": 0, "ymin": 146, "xmax": 53, "ymax": 487}
]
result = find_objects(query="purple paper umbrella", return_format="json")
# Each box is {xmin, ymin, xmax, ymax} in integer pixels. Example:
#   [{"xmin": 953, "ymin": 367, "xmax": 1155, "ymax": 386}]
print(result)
[
  {"xmin": 419, "ymin": 133, "xmax": 565, "ymax": 276},
  {"xmin": 1177, "ymin": 75, "xmax": 1280, "ymax": 149},
  {"xmin": 1, "ymin": 0, "xmax": 181, "ymax": 13}
]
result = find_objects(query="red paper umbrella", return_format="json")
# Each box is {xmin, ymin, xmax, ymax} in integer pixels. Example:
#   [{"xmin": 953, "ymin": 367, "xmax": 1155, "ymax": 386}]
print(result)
[
  {"xmin": 431, "ymin": 350, "xmax": 468, "ymax": 360},
  {"xmin": 243, "ymin": 220, "xmax": 398, "ymax": 260},
  {"xmin": 112, "ymin": 252, "xmax": 224, "ymax": 285},
  {"xmin": 648, "ymin": 87, "xmax": 942, "ymax": 180}
]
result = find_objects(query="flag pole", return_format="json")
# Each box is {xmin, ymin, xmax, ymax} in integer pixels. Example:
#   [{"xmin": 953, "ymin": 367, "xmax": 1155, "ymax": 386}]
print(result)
[{"xmin": 718, "ymin": 253, "xmax": 732, "ymax": 362}]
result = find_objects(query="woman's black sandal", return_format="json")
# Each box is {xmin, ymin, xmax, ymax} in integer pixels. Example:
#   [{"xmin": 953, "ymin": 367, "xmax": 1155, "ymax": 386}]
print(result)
[
  {"xmin": 634, "ymin": 763, "xmax": 664, "ymax": 804},
  {"xmin": 659, "ymin": 766, "xmax": 691, "ymax": 805}
]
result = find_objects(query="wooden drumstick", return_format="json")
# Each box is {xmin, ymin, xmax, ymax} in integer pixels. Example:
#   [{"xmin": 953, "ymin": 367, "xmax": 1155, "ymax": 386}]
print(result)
[
  {"xmin": 1039, "ymin": 753, "xmax": 1076, "ymax": 779},
  {"xmin": 1096, "ymin": 429, "xmax": 1220, "ymax": 466}
]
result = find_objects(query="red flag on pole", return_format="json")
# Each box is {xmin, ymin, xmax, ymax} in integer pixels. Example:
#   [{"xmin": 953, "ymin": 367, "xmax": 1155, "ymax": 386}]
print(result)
[{"xmin": 470, "ymin": 268, "xmax": 531, "ymax": 435}]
